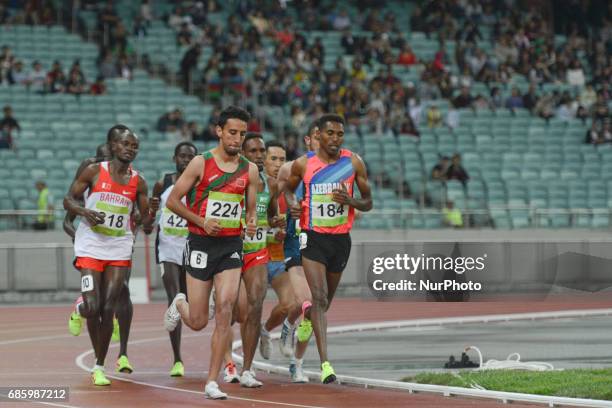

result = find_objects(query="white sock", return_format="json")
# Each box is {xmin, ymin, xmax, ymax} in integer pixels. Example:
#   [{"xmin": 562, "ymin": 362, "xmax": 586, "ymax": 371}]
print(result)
[
  {"xmin": 295, "ymin": 358, "xmax": 303, "ymax": 367},
  {"xmin": 261, "ymin": 325, "xmax": 269, "ymax": 336},
  {"xmin": 93, "ymin": 364, "xmax": 104, "ymax": 371},
  {"xmin": 285, "ymin": 317, "xmax": 296, "ymax": 328}
]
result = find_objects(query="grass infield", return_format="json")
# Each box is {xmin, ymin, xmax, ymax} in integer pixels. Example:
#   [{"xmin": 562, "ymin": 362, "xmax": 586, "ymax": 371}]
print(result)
[{"xmin": 402, "ymin": 369, "xmax": 612, "ymax": 400}]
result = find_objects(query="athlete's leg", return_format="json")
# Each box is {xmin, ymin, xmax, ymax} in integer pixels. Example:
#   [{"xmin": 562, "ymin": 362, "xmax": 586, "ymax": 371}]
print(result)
[
  {"xmin": 287, "ymin": 266, "xmax": 312, "ymax": 324},
  {"xmin": 97, "ymin": 266, "xmax": 129, "ymax": 366},
  {"xmin": 302, "ymin": 257, "xmax": 329, "ymax": 364},
  {"xmin": 78, "ymin": 269, "xmax": 103, "ymax": 361},
  {"xmin": 240, "ymin": 263, "xmax": 267, "ymax": 372},
  {"xmin": 206, "ymin": 267, "xmax": 241, "ymax": 386},
  {"xmin": 224, "ymin": 279, "xmax": 246, "ymax": 367},
  {"xmin": 175, "ymin": 272, "xmax": 212, "ymax": 331},
  {"xmin": 162, "ymin": 262, "xmax": 185, "ymax": 363},
  {"xmin": 115, "ymin": 271, "xmax": 132, "ymax": 358},
  {"xmin": 265, "ymin": 272, "xmax": 294, "ymax": 332}
]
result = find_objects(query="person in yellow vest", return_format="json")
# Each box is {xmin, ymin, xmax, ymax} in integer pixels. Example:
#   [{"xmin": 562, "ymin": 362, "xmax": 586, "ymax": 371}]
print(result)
[
  {"xmin": 34, "ymin": 181, "xmax": 54, "ymax": 230},
  {"xmin": 442, "ymin": 200, "xmax": 463, "ymax": 228}
]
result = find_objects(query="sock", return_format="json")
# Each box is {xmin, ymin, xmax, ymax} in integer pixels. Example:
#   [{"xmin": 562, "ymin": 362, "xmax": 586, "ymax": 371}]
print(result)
[
  {"xmin": 295, "ymin": 358, "xmax": 303, "ymax": 367},
  {"xmin": 93, "ymin": 364, "xmax": 104, "ymax": 371},
  {"xmin": 285, "ymin": 317, "xmax": 296, "ymax": 329},
  {"xmin": 261, "ymin": 325, "xmax": 269, "ymax": 336}
]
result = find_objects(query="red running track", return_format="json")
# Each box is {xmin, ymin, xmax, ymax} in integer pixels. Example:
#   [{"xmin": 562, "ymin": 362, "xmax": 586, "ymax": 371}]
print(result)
[{"xmin": 2, "ymin": 294, "xmax": 611, "ymax": 408}]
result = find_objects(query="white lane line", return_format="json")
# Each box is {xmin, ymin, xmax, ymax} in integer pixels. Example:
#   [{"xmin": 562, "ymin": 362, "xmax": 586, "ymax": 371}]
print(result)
[
  {"xmin": 74, "ymin": 334, "xmax": 329, "ymax": 408},
  {"xmin": 0, "ymin": 334, "xmax": 70, "ymax": 346}
]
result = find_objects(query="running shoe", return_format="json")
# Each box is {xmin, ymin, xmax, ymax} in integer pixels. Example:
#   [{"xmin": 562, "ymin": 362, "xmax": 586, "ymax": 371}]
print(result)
[
  {"xmin": 240, "ymin": 369, "xmax": 263, "ymax": 388},
  {"xmin": 223, "ymin": 362, "xmax": 240, "ymax": 383},
  {"xmin": 292, "ymin": 359, "xmax": 309, "ymax": 383},
  {"xmin": 111, "ymin": 317, "xmax": 120, "ymax": 342},
  {"xmin": 92, "ymin": 368, "xmax": 111, "ymax": 386},
  {"xmin": 170, "ymin": 361, "xmax": 184, "ymax": 377},
  {"xmin": 279, "ymin": 319, "xmax": 295, "ymax": 357},
  {"xmin": 116, "ymin": 355, "xmax": 133, "ymax": 373},
  {"xmin": 320, "ymin": 361, "xmax": 336, "ymax": 384},
  {"xmin": 204, "ymin": 381, "xmax": 227, "ymax": 400},
  {"xmin": 164, "ymin": 293, "xmax": 185, "ymax": 332},
  {"xmin": 68, "ymin": 311, "xmax": 82, "ymax": 336},
  {"xmin": 296, "ymin": 318, "xmax": 313, "ymax": 343},
  {"xmin": 259, "ymin": 326, "xmax": 271, "ymax": 360}
]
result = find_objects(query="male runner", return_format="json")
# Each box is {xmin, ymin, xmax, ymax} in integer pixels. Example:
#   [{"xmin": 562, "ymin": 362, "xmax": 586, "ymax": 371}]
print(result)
[
  {"xmin": 163, "ymin": 106, "xmax": 259, "ymax": 400},
  {"xmin": 284, "ymin": 114, "xmax": 372, "ymax": 383},
  {"xmin": 64, "ymin": 126, "xmax": 154, "ymax": 386},
  {"xmin": 259, "ymin": 140, "xmax": 293, "ymax": 360},
  {"xmin": 277, "ymin": 122, "xmax": 319, "ymax": 382},
  {"xmin": 149, "ymin": 142, "xmax": 197, "ymax": 377},
  {"xmin": 65, "ymin": 127, "xmax": 137, "ymax": 374}
]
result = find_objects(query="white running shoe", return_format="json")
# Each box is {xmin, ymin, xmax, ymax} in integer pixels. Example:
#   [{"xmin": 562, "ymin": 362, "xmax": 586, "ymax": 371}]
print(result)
[
  {"xmin": 240, "ymin": 370, "xmax": 263, "ymax": 388},
  {"xmin": 164, "ymin": 293, "xmax": 186, "ymax": 332},
  {"xmin": 208, "ymin": 289, "xmax": 216, "ymax": 321},
  {"xmin": 291, "ymin": 360, "xmax": 309, "ymax": 383},
  {"xmin": 259, "ymin": 326, "xmax": 271, "ymax": 360},
  {"xmin": 204, "ymin": 381, "xmax": 227, "ymax": 400},
  {"xmin": 279, "ymin": 319, "xmax": 296, "ymax": 357},
  {"xmin": 223, "ymin": 362, "xmax": 240, "ymax": 383}
]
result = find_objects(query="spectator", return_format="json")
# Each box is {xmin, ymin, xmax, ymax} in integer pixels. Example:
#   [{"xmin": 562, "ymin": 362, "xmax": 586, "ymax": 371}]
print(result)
[
  {"xmin": 33, "ymin": 181, "xmax": 54, "ymax": 231},
  {"xmin": 177, "ymin": 22, "xmax": 192, "ymax": 46},
  {"xmin": 431, "ymin": 156, "xmax": 449, "ymax": 181},
  {"xmin": 285, "ymin": 133, "xmax": 299, "ymax": 161},
  {"xmin": 116, "ymin": 55, "xmax": 133, "ymax": 81},
  {"xmin": 522, "ymin": 85, "xmax": 539, "ymax": 112},
  {"xmin": 341, "ymin": 29, "xmax": 358, "ymax": 54},
  {"xmin": 603, "ymin": 121, "xmax": 612, "ymax": 143},
  {"xmin": 180, "ymin": 44, "xmax": 201, "ymax": 93},
  {"xmin": 0, "ymin": 45, "xmax": 14, "ymax": 85},
  {"xmin": 505, "ymin": 87, "xmax": 524, "ymax": 110},
  {"xmin": 427, "ymin": 104, "xmax": 443, "ymax": 128},
  {"xmin": 534, "ymin": 93, "xmax": 555, "ymax": 122},
  {"xmin": 140, "ymin": 0, "xmax": 153, "ymax": 27},
  {"xmin": 29, "ymin": 60, "xmax": 46, "ymax": 91},
  {"xmin": 45, "ymin": 61, "xmax": 65, "ymax": 93},
  {"xmin": 585, "ymin": 122, "xmax": 601, "ymax": 144},
  {"xmin": 66, "ymin": 71, "xmax": 86, "ymax": 95},
  {"xmin": 580, "ymin": 84, "xmax": 597, "ymax": 109},
  {"xmin": 556, "ymin": 94, "xmax": 574, "ymax": 122},
  {"xmin": 566, "ymin": 60, "xmax": 585, "ymax": 87},
  {"xmin": 90, "ymin": 76, "xmax": 107, "ymax": 95},
  {"xmin": 446, "ymin": 153, "xmax": 469, "ymax": 185},
  {"xmin": 332, "ymin": 10, "xmax": 351, "ymax": 31},
  {"xmin": 490, "ymin": 87, "xmax": 504, "ymax": 110},
  {"xmin": 99, "ymin": 51, "xmax": 118, "ymax": 78},
  {"xmin": 11, "ymin": 60, "xmax": 29, "ymax": 86},
  {"xmin": 453, "ymin": 86, "xmax": 474, "ymax": 109},
  {"xmin": 0, "ymin": 105, "xmax": 19, "ymax": 149},
  {"xmin": 185, "ymin": 121, "xmax": 199, "ymax": 141},
  {"xmin": 157, "ymin": 108, "xmax": 186, "ymax": 134},
  {"xmin": 396, "ymin": 43, "xmax": 417, "ymax": 65},
  {"xmin": 443, "ymin": 201, "xmax": 463, "ymax": 228},
  {"xmin": 592, "ymin": 93, "xmax": 610, "ymax": 125},
  {"xmin": 576, "ymin": 105, "xmax": 589, "ymax": 124}
]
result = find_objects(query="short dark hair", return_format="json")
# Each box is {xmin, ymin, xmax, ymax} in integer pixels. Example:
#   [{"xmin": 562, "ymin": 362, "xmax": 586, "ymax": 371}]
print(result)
[
  {"xmin": 265, "ymin": 140, "xmax": 285, "ymax": 151},
  {"xmin": 307, "ymin": 120, "xmax": 319, "ymax": 136},
  {"xmin": 317, "ymin": 114, "xmax": 345, "ymax": 131},
  {"xmin": 217, "ymin": 105, "xmax": 250, "ymax": 128},
  {"xmin": 107, "ymin": 124, "xmax": 132, "ymax": 143},
  {"xmin": 174, "ymin": 141, "xmax": 197, "ymax": 156},
  {"xmin": 243, "ymin": 132, "xmax": 264, "ymax": 149}
]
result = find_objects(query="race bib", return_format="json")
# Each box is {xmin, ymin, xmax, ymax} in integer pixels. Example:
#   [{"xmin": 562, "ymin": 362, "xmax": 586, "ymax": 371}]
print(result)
[
  {"xmin": 190, "ymin": 250, "xmax": 208, "ymax": 269},
  {"xmin": 81, "ymin": 275, "xmax": 94, "ymax": 292},
  {"xmin": 244, "ymin": 226, "xmax": 267, "ymax": 252},
  {"xmin": 91, "ymin": 201, "xmax": 129, "ymax": 236},
  {"xmin": 161, "ymin": 207, "xmax": 188, "ymax": 237},
  {"xmin": 205, "ymin": 191, "xmax": 242, "ymax": 228},
  {"xmin": 311, "ymin": 194, "xmax": 347, "ymax": 228}
]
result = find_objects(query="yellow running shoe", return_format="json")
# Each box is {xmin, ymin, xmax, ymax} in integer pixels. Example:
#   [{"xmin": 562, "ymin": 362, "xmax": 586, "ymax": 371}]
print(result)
[
  {"xmin": 111, "ymin": 317, "xmax": 120, "ymax": 342},
  {"xmin": 170, "ymin": 361, "xmax": 184, "ymax": 377},
  {"xmin": 320, "ymin": 361, "xmax": 336, "ymax": 384},
  {"xmin": 92, "ymin": 368, "xmax": 111, "ymax": 386},
  {"xmin": 116, "ymin": 355, "xmax": 133, "ymax": 373},
  {"xmin": 68, "ymin": 312, "xmax": 83, "ymax": 336},
  {"xmin": 296, "ymin": 318, "xmax": 312, "ymax": 343}
]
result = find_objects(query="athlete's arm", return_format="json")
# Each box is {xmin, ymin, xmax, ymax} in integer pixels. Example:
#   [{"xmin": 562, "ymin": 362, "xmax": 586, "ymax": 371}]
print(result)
[
  {"xmin": 136, "ymin": 175, "xmax": 154, "ymax": 234},
  {"xmin": 283, "ymin": 156, "xmax": 307, "ymax": 219},
  {"xmin": 64, "ymin": 164, "xmax": 105, "ymax": 226},
  {"xmin": 149, "ymin": 178, "xmax": 164, "ymax": 218},
  {"xmin": 245, "ymin": 162, "xmax": 259, "ymax": 237},
  {"xmin": 332, "ymin": 153, "xmax": 373, "ymax": 212},
  {"xmin": 62, "ymin": 212, "xmax": 77, "ymax": 241},
  {"xmin": 266, "ymin": 176, "xmax": 283, "ymax": 228},
  {"xmin": 167, "ymin": 155, "xmax": 207, "ymax": 230}
]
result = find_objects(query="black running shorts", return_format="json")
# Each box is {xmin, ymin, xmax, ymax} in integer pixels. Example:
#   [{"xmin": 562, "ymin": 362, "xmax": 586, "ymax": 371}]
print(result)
[
  {"xmin": 183, "ymin": 234, "xmax": 243, "ymax": 281},
  {"xmin": 299, "ymin": 230, "xmax": 351, "ymax": 273}
]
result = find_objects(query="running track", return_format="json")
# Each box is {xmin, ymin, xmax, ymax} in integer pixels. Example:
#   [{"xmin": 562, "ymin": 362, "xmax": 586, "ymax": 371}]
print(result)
[{"xmin": 2, "ymin": 295, "xmax": 612, "ymax": 408}]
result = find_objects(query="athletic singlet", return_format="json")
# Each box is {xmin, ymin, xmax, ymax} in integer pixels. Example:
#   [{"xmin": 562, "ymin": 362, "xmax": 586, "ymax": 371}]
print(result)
[
  {"xmin": 267, "ymin": 192, "xmax": 286, "ymax": 261},
  {"xmin": 286, "ymin": 179, "xmax": 304, "ymax": 237},
  {"xmin": 243, "ymin": 172, "xmax": 270, "ymax": 254},
  {"xmin": 156, "ymin": 173, "xmax": 188, "ymax": 264},
  {"xmin": 74, "ymin": 161, "xmax": 139, "ymax": 260},
  {"xmin": 187, "ymin": 150, "xmax": 250, "ymax": 237},
  {"xmin": 301, "ymin": 149, "xmax": 356, "ymax": 234}
]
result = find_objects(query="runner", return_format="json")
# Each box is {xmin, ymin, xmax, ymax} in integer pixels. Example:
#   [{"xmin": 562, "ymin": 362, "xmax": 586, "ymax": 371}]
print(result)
[
  {"xmin": 284, "ymin": 114, "xmax": 372, "ymax": 383},
  {"xmin": 64, "ymin": 126, "xmax": 154, "ymax": 386},
  {"xmin": 65, "ymin": 128, "xmax": 137, "ymax": 374},
  {"xmin": 163, "ymin": 106, "xmax": 259, "ymax": 400},
  {"xmin": 259, "ymin": 140, "xmax": 292, "ymax": 360},
  {"xmin": 149, "ymin": 142, "xmax": 197, "ymax": 377}
]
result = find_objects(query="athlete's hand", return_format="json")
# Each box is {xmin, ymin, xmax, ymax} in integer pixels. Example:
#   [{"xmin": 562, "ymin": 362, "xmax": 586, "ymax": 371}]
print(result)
[
  {"xmin": 269, "ymin": 215, "xmax": 286, "ymax": 229},
  {"xmin": 246, "ymin": 217, "xmax": 257, "ymax": 239},
  {"xmin": 332, "ymin": 183, "xmax": 352, "ymax": 206},
  {"xmin": 83, "ymin": 209, "xmax": 105, "ymax": 226},
  {"xmin": 274, "ymin": 228, "xmax": 286, "ymax": 241},
  {"xmin": 202, "ymin": 218, "xmax": 222, "ymax": 236},
  {"xmin": 289, "ymin": 202, "xmax": 301, "ymax": 219},
  {"xmin": 149, "ymin": 197, "xmax": 160, "ymax": 213}
]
